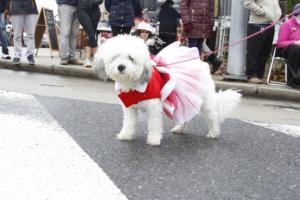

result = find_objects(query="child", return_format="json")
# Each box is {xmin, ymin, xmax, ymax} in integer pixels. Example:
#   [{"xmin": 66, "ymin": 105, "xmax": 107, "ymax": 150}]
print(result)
[{"xmin": 135, "ymin": 21, "xmax": 164, "ymax": 55}]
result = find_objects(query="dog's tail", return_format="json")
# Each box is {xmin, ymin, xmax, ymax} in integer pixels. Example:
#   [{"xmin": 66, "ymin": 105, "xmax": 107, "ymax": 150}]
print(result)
[{"xmin": 216, "ymin": 89, "xmax": 241, "ymax": 122}]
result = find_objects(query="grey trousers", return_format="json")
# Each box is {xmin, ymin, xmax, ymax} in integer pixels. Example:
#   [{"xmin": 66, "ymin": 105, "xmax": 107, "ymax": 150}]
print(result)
[
  {"xmin": 58, "ymin": 4, "xmax": 80, "ymax": 60},
  {"xmin": 11, "ymin": 14, "xmax": 37, "ymax": 58}
]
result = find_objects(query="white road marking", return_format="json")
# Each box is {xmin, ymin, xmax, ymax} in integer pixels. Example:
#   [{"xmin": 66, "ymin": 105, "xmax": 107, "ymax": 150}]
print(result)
[
  {"xmin": 0, "ymin": 91, "xmax": 128, "ymax": 200},
  {"xmin": 245, "ymin": 121, "xmax": 300, "ymax": 138}
]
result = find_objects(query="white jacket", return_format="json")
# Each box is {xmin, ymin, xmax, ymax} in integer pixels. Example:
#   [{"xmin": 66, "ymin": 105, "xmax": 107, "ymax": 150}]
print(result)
[{"xmin": 244, "ymin": 0, "xmax": 282, "ymax": 24}]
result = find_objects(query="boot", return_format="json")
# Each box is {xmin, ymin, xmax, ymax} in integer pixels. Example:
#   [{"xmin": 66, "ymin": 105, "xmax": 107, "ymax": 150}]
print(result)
[{"xmin": 206, "ymin": 54, "xmax": 222, "ymax": 74}]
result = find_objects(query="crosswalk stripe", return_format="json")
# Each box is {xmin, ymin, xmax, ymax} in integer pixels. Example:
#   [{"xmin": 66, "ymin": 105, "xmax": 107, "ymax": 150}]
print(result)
[
  {"xmin": 245, "ymin": 120, "xmax": 300, "ymax": 138},
  {"xmin": 0, "ymin": 91, "xmax": 128, "ymax": 200}
]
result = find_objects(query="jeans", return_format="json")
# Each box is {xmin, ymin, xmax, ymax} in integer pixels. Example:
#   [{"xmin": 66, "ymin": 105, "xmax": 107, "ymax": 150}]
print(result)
[
  {"xmin": 78, "ymin": 9, "xmax": 100, "ymax": 48},
  {"xmin": 0, "ymin": 13, "xmax": 9, "ymax": 54},
  {"xmin": 188, "ymin": 38, "xmax": 204, "ymax": 54},
  {"xmin": 58, "ymin": 4, "xmax": 80, "ymax": 59},
  {"xmin": 11, "ymin": 14, "xmax": 37, "ymax": 58}
]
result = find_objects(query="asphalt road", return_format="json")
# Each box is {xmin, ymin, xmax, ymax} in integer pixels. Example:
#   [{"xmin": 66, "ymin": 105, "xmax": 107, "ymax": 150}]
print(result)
[
  {"xmin": 0, "ymin": 68, "xmax": 300, "ymax": 200},
  {"xmin": 35, "ymin": 94, "xmax": 300, "ymax": 200}
]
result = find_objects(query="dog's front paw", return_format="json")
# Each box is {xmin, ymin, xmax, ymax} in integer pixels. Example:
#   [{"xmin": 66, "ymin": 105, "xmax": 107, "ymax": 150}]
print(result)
[
  {"xmin": 171, "ymin": 125, "xmax": 184, "ymax": 134},
  {"xmin": 206, "ymin": 131, "xmax": 219, "ymax": 139},
  {"xmin": 117, "ymin": 132, "xmax": 134, "ymax": 141},
  {"xmin": 147, "ymin": 134, "xmax": 162, "ymax": 146}
]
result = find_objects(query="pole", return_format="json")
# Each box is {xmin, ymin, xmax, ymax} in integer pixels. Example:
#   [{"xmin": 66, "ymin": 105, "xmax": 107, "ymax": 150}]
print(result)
[{"xmin": 224, "ymin": 0, "xmax": 248, "ymax": 80}]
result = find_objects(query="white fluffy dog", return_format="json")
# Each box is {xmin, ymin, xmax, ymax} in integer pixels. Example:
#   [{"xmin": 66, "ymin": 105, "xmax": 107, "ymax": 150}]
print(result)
[{"xmin": 93, "ymin": 35, "xmax": 241, "ymax": 146}]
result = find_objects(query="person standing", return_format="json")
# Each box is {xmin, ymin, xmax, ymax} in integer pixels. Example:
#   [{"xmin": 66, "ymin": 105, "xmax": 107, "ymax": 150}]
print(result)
[
  {"xmin": 157, "ymin": 0, "xmax": 180, "ymax": 47},
  {"xmin": 105, "ymin": 0, "xmax": 142, "ymax": 36},
  {"xmin": 244, "ymin": 0, "xmax": 282, "ymax": 84},
  {"xmin": 277, "ymin": 3, "xmax": 300, "ymax": 89},
  {"xmin": 0, "ymin": 0, "xmax": 10, "ymax": 59},
  {"xmin": 180, "ymin": 0, "xmax": 222, "ymax": 74},
  {"xmin": 5, "ymin": 0, "xmax": 38, "ymax": 65},
  {"xmin": 77, "ymin": 0, "xmax": 102, "ymax": 67},
  {"xmin": 56, "ymin": 0, "xmax": 82, "ymax": 65}
]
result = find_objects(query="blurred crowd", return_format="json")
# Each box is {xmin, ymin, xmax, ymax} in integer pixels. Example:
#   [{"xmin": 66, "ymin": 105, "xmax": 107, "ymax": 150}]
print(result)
[{"xmin": 0, "ymin": 0, "xmax": 299, "ymax": 89}]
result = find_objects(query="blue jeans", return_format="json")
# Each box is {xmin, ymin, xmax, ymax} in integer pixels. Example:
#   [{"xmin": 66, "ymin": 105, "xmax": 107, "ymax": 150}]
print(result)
[
  {"xmin": 188, "ymin": 38, "xmax": 204, "ymax": 54},
  {"xmin": 78, "ymin": 9, "xmax": 100, "ymax": 48},
  {"xmin": 0, "ymin": 13, "xmax": 9, "ymax": 54}
]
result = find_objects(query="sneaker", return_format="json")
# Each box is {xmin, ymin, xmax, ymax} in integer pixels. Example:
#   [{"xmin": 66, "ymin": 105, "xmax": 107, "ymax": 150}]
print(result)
[
  {"xmin": 27, "ymin": 55, "xmax": 35, "ymax": 65},
  {"xmin": 13, "ymin": 57, "xmax": 21, "ymax": 65},
  {"xmin": 60, "ymin": 58, "xmax": 69, "ymax": 65},
  {"xmin": 248, "ymin": 77, "xmax": 263, "ymax": 84},
  {"xmin": 84, "ymin": 58, "xmax": 92, "ymax": 68},
  {"xmin": 68, "ymin": 58, "xmax": 83, "ymax": 65},
  {"xmin": 2, "ymin": 54, "xmax": 11, "ymax": 60}
]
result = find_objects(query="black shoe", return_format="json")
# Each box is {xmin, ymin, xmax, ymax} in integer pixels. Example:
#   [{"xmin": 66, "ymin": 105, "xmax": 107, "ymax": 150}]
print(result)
[
  {"xmin": 28, "ymin": 55, "xmax": 35, "ymax": 65},
  {"xmin": 13, "ymin": 57, "xmax": 21, "ymax": 65},
  {"xmin": 211, "ymin": 57, "xmax": 222, "ymax": 74}
]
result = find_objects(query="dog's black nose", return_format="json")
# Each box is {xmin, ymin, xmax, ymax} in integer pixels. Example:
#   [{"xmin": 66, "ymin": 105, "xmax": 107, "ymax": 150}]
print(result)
[{"xmin": 118, "ymin": 64, "xmax": 126, "ymax": 72}]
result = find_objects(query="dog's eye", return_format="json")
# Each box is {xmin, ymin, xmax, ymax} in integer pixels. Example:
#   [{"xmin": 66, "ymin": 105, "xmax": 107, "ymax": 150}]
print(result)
[
  {"xmin": 128, "ymin": 55, "xmax": 135, "ymax": 62},
  {"xmin": 112, "ymin": 55, "xmax": 119, "ymax": 62}
]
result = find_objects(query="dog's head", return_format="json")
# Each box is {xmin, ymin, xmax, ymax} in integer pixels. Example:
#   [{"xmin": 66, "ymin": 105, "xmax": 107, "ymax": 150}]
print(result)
[{"xmin": 98, "ymin": 35, "xmax": 152, "ymax": 85}]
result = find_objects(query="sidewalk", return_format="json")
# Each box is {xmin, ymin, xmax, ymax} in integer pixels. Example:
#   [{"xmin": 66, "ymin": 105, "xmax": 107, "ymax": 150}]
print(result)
[{"xmin": 1, "ymin": 47, "xmax": 300, "ymax": 102}]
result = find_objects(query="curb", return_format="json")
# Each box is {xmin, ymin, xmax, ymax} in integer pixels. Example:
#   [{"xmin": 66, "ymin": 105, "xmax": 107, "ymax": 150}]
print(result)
[
  {"xmin": 1, "ymin": 60, "xmax": 300, "ymax": 102},
  {"xmin": 0, "ymin": 60, "xmax": 98, "ymax": 79},
  {"xmin": 215, "ymin": 80, "xmax": 300, "ymax": 102}
]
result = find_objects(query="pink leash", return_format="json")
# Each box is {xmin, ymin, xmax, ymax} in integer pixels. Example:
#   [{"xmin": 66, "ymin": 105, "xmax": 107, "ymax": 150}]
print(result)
[{"xmin": 156, "ymin": 12, "xmax": 294, "ymax": 67}]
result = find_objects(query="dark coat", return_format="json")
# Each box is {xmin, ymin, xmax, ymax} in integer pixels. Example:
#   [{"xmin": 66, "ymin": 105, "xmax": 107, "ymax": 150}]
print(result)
[
  {"xmin": 105, "ymin": 0, "xmax": 141, "ymax": 28},
  {"xmin": 180, "ymin": 0, "xmax": 214, "ymax": 38},
  {"xmin": 0, "ymin": 0, "xmax": 7, "ymax": 12},
  {"xmin": 158, "ymin": 4, "xmax": 180, "ymax": 36},
  {"xmin": 77, "ymin": 0, "xmax": 103, "ymax": 10},
  {"xmin": 56, "ymin": 0, "xmax": 78, "ymax": 6},
  {"xmin": 7, "ymin": 0, "xmax": 38, "ymax": 15}
]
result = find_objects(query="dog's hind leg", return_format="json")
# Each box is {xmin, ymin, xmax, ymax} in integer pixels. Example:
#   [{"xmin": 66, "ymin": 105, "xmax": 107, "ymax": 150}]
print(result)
[
  {"xmin": 202, "ymin": 92, "xmax": 220, "ymax": 139},
  {"xmin": 117, "ymin": 106, "xmax": 137, "ymax": 141},
  {"xmin": 145, "ymin": 99, "xmax": 163, "ymax": 146}
]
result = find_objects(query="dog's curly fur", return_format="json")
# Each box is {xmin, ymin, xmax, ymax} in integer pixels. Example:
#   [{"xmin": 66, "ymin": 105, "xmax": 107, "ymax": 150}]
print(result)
[{"xmin": 93, "ymin": 35, "xmax": 241, "ymax": 146}]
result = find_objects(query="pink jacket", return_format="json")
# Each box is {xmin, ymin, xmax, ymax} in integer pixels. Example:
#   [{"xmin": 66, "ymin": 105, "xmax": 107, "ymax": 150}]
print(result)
[{"xmin": 277, "ymin": 16, "xmax": 300, "ymax": 48}]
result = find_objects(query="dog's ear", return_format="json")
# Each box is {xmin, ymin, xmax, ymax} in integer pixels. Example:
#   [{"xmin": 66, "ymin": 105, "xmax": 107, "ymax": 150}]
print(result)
[
  {"xmin": 141, "ymin": 59, "xmax": 152, "ymax": 83},
  {"xmin": 92, "ymin": 49, "xmax": 109, "ymax": 81}
]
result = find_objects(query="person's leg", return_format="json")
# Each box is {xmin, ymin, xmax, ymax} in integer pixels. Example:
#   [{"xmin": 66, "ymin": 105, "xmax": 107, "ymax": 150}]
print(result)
[
  {"xmin": 188, "ymin": 38, "xmax": 204, "ymax": 54},
  {"xmin": 78, "ymin": 10, "xmax": 96, "ymax": 67},
  {"xmin": 246, "ymin": 24, "xmax": 265, "ymax": 82},
  {"xmin": 11, "ymin": 15, "xmax": 24, "ymax": 63},
  {"xmin": 91, "ymin": 9, "xmax": 100, "ymax": 49},
  {"xmin": 257, "ymin": 27, "xmax": 275, "ymax": 79},
  {"xmin": 69, "ymin": 6, "xmax": 80, "ymax": 62},
  {"xmin": 159, "ymin": 34, "xmax": 176, "ymax": 47},
  {"xmin": 90, "ymin": 9, "xmax": 100, "ymax": 60},
  {"xmin": 24, "ymin": 14, "xmax": 37, "ymax": 64},
  {"xmin": 202, "ymin": 41, "xmax": 222, "ymax": 74},
  {"xmin": 284, "ymin": 45, "xmax": 300, "ymax": 89},
  {"xmin": 0, "ymin": 13, "xmax": 10, "ymax": 59},
  {"xmin": 58, "ymin": 4, "xmax": 74, "ymax": 63}
]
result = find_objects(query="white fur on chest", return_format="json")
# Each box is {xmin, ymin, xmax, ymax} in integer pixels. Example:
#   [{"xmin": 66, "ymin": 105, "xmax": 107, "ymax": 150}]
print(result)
[{"xmin": 123, "ymin": 98, "xmax": 162, "ymax": 113}]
